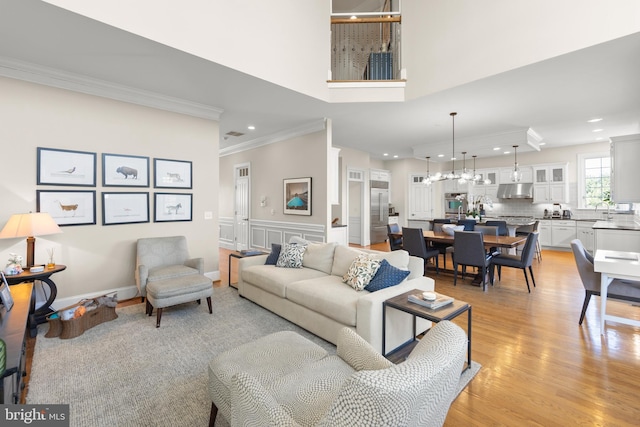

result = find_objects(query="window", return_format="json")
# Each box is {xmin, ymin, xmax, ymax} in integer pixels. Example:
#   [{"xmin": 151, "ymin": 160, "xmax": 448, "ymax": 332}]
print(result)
[{"xmin": 578, "ymin": 152, "xmax": 632, "ymax": 211}]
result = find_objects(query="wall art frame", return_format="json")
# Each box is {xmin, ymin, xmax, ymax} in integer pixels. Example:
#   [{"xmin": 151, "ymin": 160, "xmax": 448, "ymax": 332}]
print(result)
[
  {"xmin": 102, "ymin": 192, "xmax": 149, "ymax": 226},
  {"xmin": 36, "ymin": 190, "xmax": 96, "ymax": 227},
  {"xmin": 0, "ymin": 271, "xmax": 14, "ymax": 311},
  {"xmin": 102, "ymin": 153, "xmax": 150, "ymax": 187},
  {"xmin": 283, "ymin": 177, "xmax": 312, "ymax": 216},
  {"xmin": 154, "ymin": 158, "xmax": 192, "ymax": 189},
  {"xmin": 154, "ymin": 193, "xmax": 193, "ymax": 222},
  {"xmin": 37, "ymin": 147, "xmax": 96, "ymax": 186}
]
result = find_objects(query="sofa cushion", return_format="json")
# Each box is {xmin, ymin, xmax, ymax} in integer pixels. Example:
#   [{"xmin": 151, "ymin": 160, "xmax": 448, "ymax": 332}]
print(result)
[
  {"xmin": 369, "ymin": 250, "xmax": 410, "ymax": 270},
  {"xmin": 242, "ymin": 265, "xmax": 327, "ymax": 298},
  {"xmin": 147, "ymin": 265, "xmax": 199, "ymax": 282},
  {"xmin": 331, "ymin": 246, "xmax": 365, "ymax": 277},
  {"xmin": 302, "ymin": 242, "xmax": 337, "ymax": 274},
  {"xmin": 343, "ymin": 254, "xmax": 381, "ymax": 291},
  {"xmin": 364, "ymin": 259, "xmax": 410, "ymax": 292},
  {"xmin": 286, "ymin": 276, "xmax": 361, "ymax": 326},
  {"xmin": 276, "ymin": 243, "xmax": 307, "ymax": 268},
  {"xmin": 265, "ymin": 243, "xmax": 282, "ymax": 265}
]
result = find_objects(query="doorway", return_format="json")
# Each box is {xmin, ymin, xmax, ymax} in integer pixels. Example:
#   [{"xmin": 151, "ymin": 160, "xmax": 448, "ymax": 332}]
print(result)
[
  {"xmin": 347, "ymin": 168, "xmax": 365, "ymax": 245},
  {"xmin": 234, "ymin": 163, "xmax": 250, "ymax": 251}
]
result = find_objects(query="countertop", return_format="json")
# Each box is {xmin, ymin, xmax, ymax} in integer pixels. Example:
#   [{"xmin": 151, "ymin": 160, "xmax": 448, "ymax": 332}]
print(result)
[{"xmin": 592, "ymin": 220, "xmax": 640, "ymax": 231}]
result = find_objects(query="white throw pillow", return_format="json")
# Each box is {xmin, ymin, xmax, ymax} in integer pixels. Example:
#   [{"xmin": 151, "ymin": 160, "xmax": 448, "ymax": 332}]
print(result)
[
  {"xmin": 276, "ymin": 243, "xmax": 307, "ymax": 268},
  {"xmin": 331, "ymin": 245, "xmax": 365, "ymax": 277},
  {"xmin": 342, "ymin": 254, "xmax": 381, "ymax": 291},
  {"xmin": 441, "ymin": 224, "xmax": 465, "ymax": 235}
]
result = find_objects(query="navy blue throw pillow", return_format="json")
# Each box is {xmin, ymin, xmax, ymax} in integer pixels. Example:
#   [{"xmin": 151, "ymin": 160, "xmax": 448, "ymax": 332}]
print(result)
[
  {"xmin": 365, "ymin": 259, "xmax": 410, "ymax": 292},
  {"xmin": 265, "ymin": 244, "xmax": 282, "ymax": 265}
]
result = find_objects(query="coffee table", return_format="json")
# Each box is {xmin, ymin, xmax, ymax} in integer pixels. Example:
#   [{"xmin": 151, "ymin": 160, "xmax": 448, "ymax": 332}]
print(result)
[{"xmin": 383, "ymin": 289, "xmax": 471, "ymax": 370}]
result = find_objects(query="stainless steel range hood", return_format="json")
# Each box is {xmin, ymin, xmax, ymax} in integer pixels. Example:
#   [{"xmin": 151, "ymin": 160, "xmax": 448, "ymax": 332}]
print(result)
[{"xmin": 497, "ymin": 183, "xmax": 533, "ymax": 199}]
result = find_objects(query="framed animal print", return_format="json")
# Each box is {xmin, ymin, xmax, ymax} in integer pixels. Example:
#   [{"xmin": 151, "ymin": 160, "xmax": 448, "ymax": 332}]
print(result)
[
  {"xmin": 102, "ymin": 192, "xmax": 149, "ymax": 225},
  {"xmin": 37, "ymin": 190, "xmax": 96, "ymax": 226},
  {"xmin": 154, "ymin": 158, "xmax": 192, "ymax": 189},
  {"xmin": 37, "ymin": 147, "xmax": 96, "ymax": 186},
  {"xmin": 154, "ymin": 193, "xmax": 192, "ymax": 222},
  {"xmin": 102, "ymin": 153, "xmax": 150, "ymax": 187}
]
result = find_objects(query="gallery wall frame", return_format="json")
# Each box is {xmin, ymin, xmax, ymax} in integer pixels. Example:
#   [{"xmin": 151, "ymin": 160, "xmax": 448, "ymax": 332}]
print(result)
[
  {"xmin": 283, "ymin": 177, "xmax": 312, "ymax": 216},
  {"xmin": 37, "ymin": 147, "xmax": 96, "ymax": 186},
  {"xmin": 154, "ymin": 158, "xmax": 192, "ymax": 189},
  {"xmin": 154, "ymin": 193, "xmax": 193, "ymax": 222},
  {"xmin": 102, "ymin": 153, "xmax": 150, "ymax": 187},
  {"xmin": 102, "ymin": 192, "xmax": 149, "ymax": 226},
  {"xmin": 36, "ymin": 190, "xmax": 96, "ymax": 226}
]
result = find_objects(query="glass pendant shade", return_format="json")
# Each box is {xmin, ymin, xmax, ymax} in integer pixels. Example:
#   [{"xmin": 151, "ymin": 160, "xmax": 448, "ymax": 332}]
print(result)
[{"xmin": 511, "ymin": 145, "xmax": 522, "ymax": 182}]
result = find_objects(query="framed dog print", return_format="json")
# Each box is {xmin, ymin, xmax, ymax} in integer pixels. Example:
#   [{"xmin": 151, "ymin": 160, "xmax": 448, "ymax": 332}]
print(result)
[
  {"xmin": 154, "ymin": 158, "xmax": 192, "ymax": 189},
  {"xmin": 37, "ymin": 147, "xmax": 96, "ymax": 186},
  {"xmin": 154, "ymin": 193, "xmax": 193, "ymax": 222},
  {"xmin": 283, "ymin": 177, "xmax": 311, "ymax": 216},
  {"xmin": 102, "ymin": 153, "xmax": 150, "ymax": 187}
]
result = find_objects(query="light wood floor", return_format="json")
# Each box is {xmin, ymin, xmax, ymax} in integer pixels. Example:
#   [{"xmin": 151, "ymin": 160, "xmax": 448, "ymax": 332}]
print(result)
[{"xmin": 24, "ymin": 246, "xmax": 640, "ymax": 425}]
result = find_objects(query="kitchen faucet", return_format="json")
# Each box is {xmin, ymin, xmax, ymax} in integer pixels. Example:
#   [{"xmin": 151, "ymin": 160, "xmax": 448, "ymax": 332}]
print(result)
[{"xmin": 594, "ymin": 202, "xmax": 613, "ymax": 220}]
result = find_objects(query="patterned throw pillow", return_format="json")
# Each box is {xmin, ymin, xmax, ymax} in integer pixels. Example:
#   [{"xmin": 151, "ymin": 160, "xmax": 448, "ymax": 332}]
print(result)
[
  {"xmin": 343, "ymin": 254, "xmax": 381, "ymax": 291},
  {"xmin": 365, "ymin": 259, "xmax": 410, "ymax": 292},
  {"xmin": 264, "ymin": 243, "xmax": 282, "ymax": 265},
  {"xmin": 276, "ymin": 243, "xmax": 307, "ymax": 268}
]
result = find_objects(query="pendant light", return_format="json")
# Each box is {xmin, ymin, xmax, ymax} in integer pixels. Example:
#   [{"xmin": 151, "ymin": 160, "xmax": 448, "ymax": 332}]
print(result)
[
  {"xmin": 511, "ymin": 145, "xmax": 522, "ymax": 182},
  {"xmin": 445, "ymin": 112, "xmax": 460, "ymax": 180},
  {"xmin": 459, "ymin": 151, "xmax": 472, "ymax": 183},
  {"xmin": 422, "ymin": 156, "xmax": 433, "ymax": 185},
  {"xmin": 471, "ymin": 155, "xmax": 492, "ymax": 185}
]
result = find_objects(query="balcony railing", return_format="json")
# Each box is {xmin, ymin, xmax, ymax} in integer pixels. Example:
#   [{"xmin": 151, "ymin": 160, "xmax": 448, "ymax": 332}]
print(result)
[{"xmin": 330, "ymin": 16, "xmax": 401, "ymax": 82}]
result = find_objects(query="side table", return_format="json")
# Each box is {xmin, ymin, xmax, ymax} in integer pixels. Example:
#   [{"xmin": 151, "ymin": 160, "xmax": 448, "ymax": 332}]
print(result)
[
  {"xmin": 5, "ymin": 264, "xmax": 66, "ymax": 335},
  {"xmin": 228, "ymin": 252, "xmax": 267, "ymax": 289},
  {"xmin": 383, "ymin": 289, "xmax": 472, "ymax": 371}
]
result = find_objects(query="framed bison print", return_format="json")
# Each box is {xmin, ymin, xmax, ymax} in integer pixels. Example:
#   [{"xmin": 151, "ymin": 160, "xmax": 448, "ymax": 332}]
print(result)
[
  {"xmin": 37, "ymin": 190, "xmax": 96, "ymax": 226},
  {"xmin": 37, "ymin": 147, "xmax": 96, "ymax": 186},
  {"xmin": 154, "ymin": 158, "xmax": 192, "ymax": 189},
  {"xmin": 102, "ymin": 153, "xmax": 150, "ymax": 187}
]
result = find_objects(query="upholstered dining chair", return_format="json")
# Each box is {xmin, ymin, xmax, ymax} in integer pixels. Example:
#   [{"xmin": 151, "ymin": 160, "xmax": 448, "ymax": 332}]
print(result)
[
  {"xmin": 485, "ymin": 220, "xmax": 508, "ymax": 236},
  {"xmin": 517, "ymin": 220, "xmax": 542, "ymax": 262},
  {"xmin": 490, "ymin": 232, "xmax": 539, "ymax": 293},
  {"xmin": 474, "ymin": 225, "xmax": 500, "ymax": 256},
  {"xmin": 570, "ymin": 239, "xmax": 640, "ymax": 325},
  {"xmin": 431, "ymin": 220, "xmax": 454, "ymax": 269},
  {"xmin": 387, "ymin": 223, "xmax": 403, "ymax": 251},
  {"xmin": 456, "ymin": 219, "xmax": 476, "ymax": 231},
  {"xmin": 453, "ymin": 230, "xmax": 493, "ymax": 291},
  {"xmin": 402, "ymin": 227, "xmax": 440, "ymax": 275}
]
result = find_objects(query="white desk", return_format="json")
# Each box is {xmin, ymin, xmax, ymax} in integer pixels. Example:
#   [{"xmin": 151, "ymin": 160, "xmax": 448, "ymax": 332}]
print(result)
[{"xmin": 593, "ymin": 249, "xmax": 640, "ymax": 334}]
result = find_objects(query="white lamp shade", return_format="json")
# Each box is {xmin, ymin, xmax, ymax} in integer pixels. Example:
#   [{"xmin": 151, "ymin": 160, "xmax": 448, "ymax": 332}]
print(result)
[{"xmin": 0, "ymin": 212, "xmax": 62, "ymax": 239}]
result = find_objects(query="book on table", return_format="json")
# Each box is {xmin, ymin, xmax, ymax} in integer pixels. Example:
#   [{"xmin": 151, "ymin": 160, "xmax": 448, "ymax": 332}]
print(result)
[{"xmin": 408, "ymin": 292, "xmax": 454, "ymax": 310}]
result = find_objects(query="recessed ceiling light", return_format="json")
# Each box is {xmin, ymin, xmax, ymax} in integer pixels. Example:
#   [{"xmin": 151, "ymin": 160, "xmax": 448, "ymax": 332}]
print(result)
[
  {"xmin": 247, "ymin": 125, "xmax": 255, "ymax": 130},
  {"xmin": 592, "ymin": 129, "xmax": 603, "ymax": 132},
  {"xmin": 437, "ymin": 154, "xmax": 444, "ymax": 158},
  {"xmin": 493, "ymin": 147, "xmax": 501, "ymax": 151},
  {"xmin": 393, "ymin": 155, "xmax": 398, "ymax": 158},
  {"xmin": 587, "ymin": 118, "xmax": 603, "ymax": 123},
  {"xmin": 383, "ymin": 153, "xmax": 389, "ymax": 156},
  {"xmin": 504, "ymin": 151, "xmax": 511, "ymax": 155}
]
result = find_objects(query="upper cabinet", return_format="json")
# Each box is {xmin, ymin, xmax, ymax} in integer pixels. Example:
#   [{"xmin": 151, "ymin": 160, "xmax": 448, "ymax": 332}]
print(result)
[
  {"xmin": 532, "ymin": 163, "xmax": 568, "ymax": 203},
  {"xmin": 611, "ymin": 134, "xmax": 640, "ymax": 203},
  {"xmin": 499, "ymin": 166, "xmax": 533, "ymax": 183},
  {"xmin": 370, "ymin": 169, "xmax": 390, "ymax": 182}
]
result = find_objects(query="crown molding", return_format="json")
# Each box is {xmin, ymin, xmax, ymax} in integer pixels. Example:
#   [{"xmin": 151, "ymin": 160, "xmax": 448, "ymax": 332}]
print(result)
[
  {"xmin": 0, "ymin": 56, "xmax": 223, "ymax": 120},
  {"xmin": 219, "ymin": 119, "xmax": 327, "ymax": 157}
]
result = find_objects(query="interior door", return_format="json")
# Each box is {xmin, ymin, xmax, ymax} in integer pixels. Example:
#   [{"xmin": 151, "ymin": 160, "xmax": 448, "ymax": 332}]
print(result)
[{"xmin": 234, "ymin": 165, "xmax": 250, "ymax": 251}]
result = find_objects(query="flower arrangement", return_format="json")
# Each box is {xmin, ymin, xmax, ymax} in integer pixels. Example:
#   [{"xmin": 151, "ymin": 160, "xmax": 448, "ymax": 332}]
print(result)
[
  {"xmin": 467, "ymin": 195, "xmax": 494, "ymax": 220},
  {"xmin": 5, "ymin": 253, "xmax": 24, "ymax": 275}
]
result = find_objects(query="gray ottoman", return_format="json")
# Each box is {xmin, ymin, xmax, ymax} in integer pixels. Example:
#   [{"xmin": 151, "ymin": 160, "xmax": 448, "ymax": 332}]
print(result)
[
  {"xmin": 208, "ymin": 331, "xmax": 328, "ymax": 426},
  {"xmin": 145, "ymin": 274, "xmax": 213, "ymax": 327}
]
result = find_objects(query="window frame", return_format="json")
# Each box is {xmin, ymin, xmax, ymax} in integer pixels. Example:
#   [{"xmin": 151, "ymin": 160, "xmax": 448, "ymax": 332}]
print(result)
[{"xmin": 577, "ymin": 151, "xmax": 632, "ymax": 211}]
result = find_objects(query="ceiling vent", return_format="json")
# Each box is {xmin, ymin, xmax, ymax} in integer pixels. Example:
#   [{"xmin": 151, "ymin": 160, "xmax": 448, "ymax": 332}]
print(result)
[{"xmin": 225, "ymin": 131, "xmax": 245, "ymax": 137}]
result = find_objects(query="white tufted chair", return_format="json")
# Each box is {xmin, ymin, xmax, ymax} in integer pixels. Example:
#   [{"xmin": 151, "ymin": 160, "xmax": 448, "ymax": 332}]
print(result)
[{"xmin": 209, "ymin": 321, "xmax": 467, "ymax": 427}]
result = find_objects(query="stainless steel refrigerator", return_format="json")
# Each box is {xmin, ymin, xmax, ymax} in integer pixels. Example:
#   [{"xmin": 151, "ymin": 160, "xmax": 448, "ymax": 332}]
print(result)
[{"xmin": 370, "ymin": 180, "xmax": 389, "ymax": 244}]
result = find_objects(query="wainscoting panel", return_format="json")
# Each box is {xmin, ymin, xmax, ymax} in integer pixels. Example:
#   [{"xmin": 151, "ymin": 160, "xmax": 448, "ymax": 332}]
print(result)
[
  {"xmin": 249, "ymin": 219, "xmax": 326, "ymax": 250},
  {"xmin": 219, "ymin": 217, "xmax": 234, "ymax": 250},
  {"xmin": 251, "ymin": 227, "xmax": 267, "ymax": 248}
]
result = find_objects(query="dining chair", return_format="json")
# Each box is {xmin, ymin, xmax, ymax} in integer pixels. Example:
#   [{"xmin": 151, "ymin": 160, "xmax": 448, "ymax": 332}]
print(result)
[
  {"xmin": 490, "ymin": 232, "xmax": 539, "ymax": 293},
  {"xmin": 485, "ymin": 220, "xmax": 508, "ymax": 236},
  {"xmin": 453, "ymin": 231, "xmax": 493, "ymax": 291},
  {"xmin": 474, "ymin": 225, "xmax": 500, "ymax": 256},
  {"xmin": 570, "ymin": 239, "xmax": 640, "ymax": 325},
  {"xmin": 402, "ymin": 227, "xmax": 440, "ymax": 275},
  {"xmin": 431, "ymin": 221, "xmax": 454, "ymax": 269},
  {"xmin": 516, "ymin": 220, "xmax": 542, "ymax": 262},
  {"xmin": 387, "ymin": 223, "xmax": 403, "ymax": 251},
  {"xmin": 456, "ymin": 219, "xmax": 476, "ymax": 231}
]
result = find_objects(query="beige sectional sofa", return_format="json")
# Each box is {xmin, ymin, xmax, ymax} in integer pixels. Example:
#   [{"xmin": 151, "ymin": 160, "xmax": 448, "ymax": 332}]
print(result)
[{"xmin": 237, "ymin": 242, "xmax": 434, "ymax": 354}]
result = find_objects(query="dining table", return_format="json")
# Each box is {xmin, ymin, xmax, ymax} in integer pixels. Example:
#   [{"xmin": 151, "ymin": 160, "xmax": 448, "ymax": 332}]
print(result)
[{"xmin": 391, "ymin": 230, "xmax": 527, "ymax": 250}]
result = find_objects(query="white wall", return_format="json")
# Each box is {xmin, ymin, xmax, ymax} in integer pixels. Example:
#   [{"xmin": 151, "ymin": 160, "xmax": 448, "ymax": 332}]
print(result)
[{"xmin": 0, "ymin": 77, "xmax": 219, "ymax": 305}]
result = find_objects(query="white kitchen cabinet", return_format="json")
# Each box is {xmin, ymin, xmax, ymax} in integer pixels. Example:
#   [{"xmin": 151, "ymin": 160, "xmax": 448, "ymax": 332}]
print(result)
[
  {"xmin": 610, "ymin": 134, "xmax": 640, "ymax": 202},
  {"xmin": 533, "ymin": 163, "xmax": 568, "ymax": 203},
  {"xmin": 499, "ymin": 166, "xmax": 533, "ymax": 183},
  {"xmin": 551, "ymin": 220, "xmax": 576, "ymax": 248},
  {"xmin": 370, "ymin": 169, "xmax": 390, "ymax": 182},
  {"xmin": 538, "ymin": 220, "xmax": 552, "ymax": 246},
  {"xmin": 576, "ymin": 221, "xmax": 596, "ymax": 253},
  {"xmin": 594, "ymin": 228, "xmax": 640, "ymax": 252}
]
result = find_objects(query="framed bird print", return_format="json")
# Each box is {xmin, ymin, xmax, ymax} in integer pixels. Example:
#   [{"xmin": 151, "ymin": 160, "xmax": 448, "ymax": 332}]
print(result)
[
  {"xmin": 283, "ymin": 177, "xmax": 311, "ymax": 216},
  {"xmin": 37, "ymin": 147, "xmax": 97, "ymax": 186}
]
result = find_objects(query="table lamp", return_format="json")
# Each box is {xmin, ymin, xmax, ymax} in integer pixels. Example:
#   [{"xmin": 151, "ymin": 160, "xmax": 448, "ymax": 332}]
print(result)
[{"xmin": 0, "ymin": 212, "xmax": 62, "ymax": 267}]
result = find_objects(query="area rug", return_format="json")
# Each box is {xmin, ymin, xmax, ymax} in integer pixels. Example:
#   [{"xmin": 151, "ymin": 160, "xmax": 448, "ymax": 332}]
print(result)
[{"xmin": 28, "ymin": 287, "xmax": 480, "ymax": 426}]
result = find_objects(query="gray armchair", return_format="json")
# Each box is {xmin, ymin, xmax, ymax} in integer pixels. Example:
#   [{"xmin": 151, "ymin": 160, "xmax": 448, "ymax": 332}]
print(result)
[
  {"xmin": 571, "ymin": 239, "xmax": 640, "ymax": 325},
  {"xmin": 218, "ymin": 321, "xmax": 467, "ymax": 427}
]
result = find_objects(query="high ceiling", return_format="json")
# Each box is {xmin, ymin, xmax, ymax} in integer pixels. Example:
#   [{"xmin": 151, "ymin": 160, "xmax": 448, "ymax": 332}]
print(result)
[{"xmin": 1, "ymin": 0, "xmax": 639, "ymax": 163}]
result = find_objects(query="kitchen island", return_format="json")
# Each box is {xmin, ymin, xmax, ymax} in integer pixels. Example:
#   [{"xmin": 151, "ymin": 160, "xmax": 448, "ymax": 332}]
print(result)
[{"xmin": 593, "ymin": 219, "xmax": 640, "ymax": 252}]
